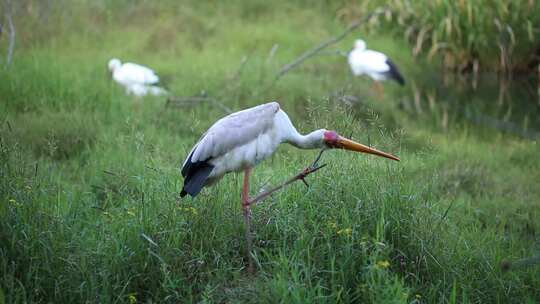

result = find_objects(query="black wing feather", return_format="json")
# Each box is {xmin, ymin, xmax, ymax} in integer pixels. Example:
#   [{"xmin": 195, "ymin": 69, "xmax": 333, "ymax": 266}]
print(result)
[
  {"xmin": 180, "ymin": 147, "xmax": 215, "ymax": 198},
  {"xmin": 384, "ymin": 59, "xmax": 405, "ymax": 86}
]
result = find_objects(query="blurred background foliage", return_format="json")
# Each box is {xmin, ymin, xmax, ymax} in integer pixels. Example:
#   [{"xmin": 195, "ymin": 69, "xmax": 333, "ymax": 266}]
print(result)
[{"xmin": 6, "ymin": 0, "xmax": 540, "ymax": 72}]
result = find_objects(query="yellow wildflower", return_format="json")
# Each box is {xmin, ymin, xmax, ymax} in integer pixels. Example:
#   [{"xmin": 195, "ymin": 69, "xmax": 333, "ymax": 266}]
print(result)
[
  {"xmin": 127, "ymin": 210, "xmax": 136, "ymax": 217},
  {"xmin": 376, "ymin": 260, "xmax": 390, "ymax": 268},
  {"xmin": 328, "ymin": 222, "xmax": 338, "ymax": 229},
  {"xmin": 8, "ymin": 199, "xmax": 21, "ymax": 207},
  {"xmin": 179, "ymin": 206, "xmax": 198, "ymax": 215},
  {"xmin": 337, "ymin": 228, "xmax": 352, "ymax": 236},
  {"xmin": 127, "ymin": 293, "xmax": 137, "ymax": 304},
  {"xmin": 415, "ymin": 294, "xmax": 422, "ymax": 299}
]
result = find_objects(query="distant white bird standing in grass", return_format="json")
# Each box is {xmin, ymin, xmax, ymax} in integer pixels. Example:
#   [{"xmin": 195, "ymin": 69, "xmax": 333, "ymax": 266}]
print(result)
[
  {"xmin": 107, "ymin": 58, "xmax": 168, "ymax": 97},
  {"xmin": 348, "ymin": 39, "xmax": 405, "ymax": 86}
]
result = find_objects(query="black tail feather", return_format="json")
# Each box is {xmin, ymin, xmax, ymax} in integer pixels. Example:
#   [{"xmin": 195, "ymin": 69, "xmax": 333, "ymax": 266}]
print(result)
[
  {"xmin": 385, "ymin": 59, "xmax": 405, "ymax": 86},
  {"xmin": 181, "ymin": 147, "xmax": 214, "ymax": 198},
  {"xmin": 181, "ymin": 162, "xmax": 214, "ymax": 198}
]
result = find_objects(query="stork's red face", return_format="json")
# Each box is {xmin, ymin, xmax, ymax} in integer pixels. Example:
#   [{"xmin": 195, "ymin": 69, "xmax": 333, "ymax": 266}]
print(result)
[{"xmin": 323, "ymin": 130, "xmax": 400, "ymax": 161}]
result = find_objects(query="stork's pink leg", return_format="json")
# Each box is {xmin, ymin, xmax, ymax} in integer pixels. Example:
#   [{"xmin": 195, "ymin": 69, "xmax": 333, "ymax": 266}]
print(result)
[
  {"xmin": 242, "ymin": 167, "xmax": 255, "ymax": 274},
  {"xmin": 242, "ymin": 167, "xmax": 251, "ymax": 208},
  {"xmin": 372, "ymin": 81, "xmax": 384, "ymax": 100}
]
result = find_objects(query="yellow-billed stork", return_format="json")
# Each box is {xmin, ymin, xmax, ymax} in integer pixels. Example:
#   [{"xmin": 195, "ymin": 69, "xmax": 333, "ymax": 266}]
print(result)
[
  {"xmin": 180, "ymin": 101, "xmax": 399, "ymax": 272},
  {"xmin": 181, "ymin": 102, "xmax": 399, "ymax": 201},
  {"xmin": 348, "ymin": 39, "xmax": 405, "ymax": 86}
]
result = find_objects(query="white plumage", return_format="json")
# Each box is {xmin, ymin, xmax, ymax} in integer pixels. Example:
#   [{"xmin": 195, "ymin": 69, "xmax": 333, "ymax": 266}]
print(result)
[
  {"xmin": 180, "ymin": 102, "xmax": 399, "ymax": 275},
  {"xmin": 125, "ymin": 83, "xmax": 168, "ymax": 97},
  {"xmin": 182, "ymin": 102, "xmax": 318, "ymax": 194},
  {"xmin": 107, "ymin": 58, "xmax": 168, "ymax": 97},
  {"xmin": 181, "ymin": 102, "xmax": 399, "ymax": 198},
  {"xmin": 347, "ymin": 39, "xmax": 405, "ymax": 85}
]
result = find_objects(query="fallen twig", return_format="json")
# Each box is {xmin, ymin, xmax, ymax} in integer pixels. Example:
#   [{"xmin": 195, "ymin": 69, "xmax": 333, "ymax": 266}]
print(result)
[{"xmin": 275, "ymin": 8, "xmax": 386, "ymax": 79}]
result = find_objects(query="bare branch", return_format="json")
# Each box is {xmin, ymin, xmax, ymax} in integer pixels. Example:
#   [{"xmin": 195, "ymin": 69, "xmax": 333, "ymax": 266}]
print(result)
[
  {"xmin": 275, "ymin": 8, "xmax": 387, "ymax": 79},
  {"xmin": 247, "ymin": 164, "xmax": 327, "ymax": 206},
  {"xmin": 314, "ymin": 50, "xmax": 349, "ymax": 57},
  {"xmin": 3, "ymin": 0, "xmax": 15, "ymax": 68},
  {"xmin": 247, "ymin": 149, "xmax": 327, "ymax": 206}
]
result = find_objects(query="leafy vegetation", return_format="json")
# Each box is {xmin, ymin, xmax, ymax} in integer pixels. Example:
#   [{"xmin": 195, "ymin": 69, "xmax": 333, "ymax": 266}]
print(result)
[
  {"xmin": 1, "ymin": 1, "xmax": 539, "ymax": 303},
  {"xmin": 338, "ymin": 0, "xmax": 540, "ymax": 72}
]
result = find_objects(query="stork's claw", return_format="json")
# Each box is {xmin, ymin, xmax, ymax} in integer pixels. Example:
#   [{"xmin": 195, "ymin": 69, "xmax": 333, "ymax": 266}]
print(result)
[
  {"xmin": 310, "ymin": 149, "xmax": 326, "ymax": 168},
  {"xmin": 298, "ymin": 163, "xmax": 327, "ymax": 188},
  {"xmin": 310, "ymin": 163, "xmax": 327, "ymax": 172}
]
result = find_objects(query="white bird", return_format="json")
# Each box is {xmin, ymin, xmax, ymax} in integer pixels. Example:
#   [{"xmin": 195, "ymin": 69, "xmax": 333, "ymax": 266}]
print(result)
[
  {"xmin": 180, "ymin": 102, "xmax": 400, "ymax": 202},
  {"xmin": 348, "ymin": 39, "xmax": 405, "ymax": 86},
  {"xmin": 125, "ymin": 83, "xmax": 168, "ymax": 97},
  {"xmin": 181, "ymin": 101, "xmax": 399, "ymax": 273},
  {"xmin": 107, "ymin": 58, "xmax": 168, "ymax": 97}
]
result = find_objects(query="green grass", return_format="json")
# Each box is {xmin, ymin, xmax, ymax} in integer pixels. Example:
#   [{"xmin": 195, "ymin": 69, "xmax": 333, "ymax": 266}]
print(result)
[{"xmin": 1, "ymin": 1, "xmax": 539, "ymax": 303}]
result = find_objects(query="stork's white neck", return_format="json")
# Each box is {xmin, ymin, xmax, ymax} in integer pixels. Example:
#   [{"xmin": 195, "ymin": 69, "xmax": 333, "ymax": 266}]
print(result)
[
  {"xmin": 273, "ymin": 109, "xmax": 326, "ymax": 150},
  {"xmin": 286, "ymin": 129, "xmax": 325, "ymax": 150},
  {"xmin": 354, "ymin": 39, "xmax": 366, "ymax": 51}
]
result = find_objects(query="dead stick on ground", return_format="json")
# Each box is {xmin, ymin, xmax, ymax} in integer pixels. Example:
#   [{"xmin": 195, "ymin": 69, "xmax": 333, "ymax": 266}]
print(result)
[{"xmin": 275, "ymin": 8, "xmax": 387, "ymax": 80}]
